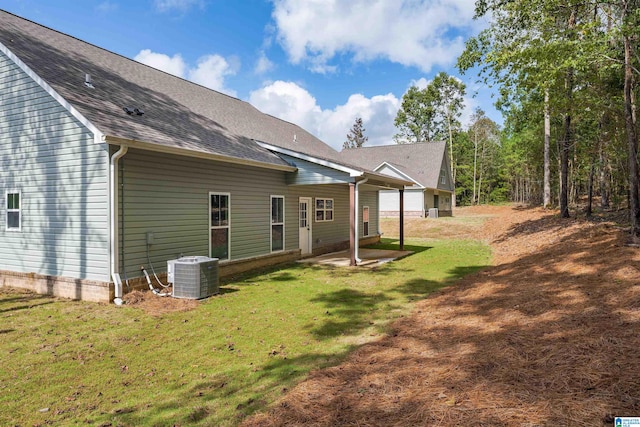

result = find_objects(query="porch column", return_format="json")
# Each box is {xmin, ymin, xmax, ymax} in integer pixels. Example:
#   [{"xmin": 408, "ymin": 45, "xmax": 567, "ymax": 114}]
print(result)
[
  {"xmin": 399, "ymin": 188, "xmax": 405, "ymax": 251},
  {"xmin": 349, "ymin": 182, "xmax": 356, "ymax": 266}
]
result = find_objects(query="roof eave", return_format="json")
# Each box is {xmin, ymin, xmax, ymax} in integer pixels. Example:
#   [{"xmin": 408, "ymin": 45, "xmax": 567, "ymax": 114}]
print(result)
[
  {"xmin": 361, "ymin": 171, "xmax": 414, "ymax": 189},
  {"xmin": 104, "ymin": 136, "xmax": 297, "ymax": 172},
  {"xmin": 373, "ymin": 161, "xmax": 425, "ymax": 188},
  {"xmin": 255, "ymin": 140, "xmax": 364, "ymax": 177}
]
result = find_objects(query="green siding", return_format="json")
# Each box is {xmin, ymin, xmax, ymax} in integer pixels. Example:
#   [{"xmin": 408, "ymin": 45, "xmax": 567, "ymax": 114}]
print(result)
[
  {"xmin": 118, "ymin": 149, "xmax": 292, "ymax": 280},
  {"xmin": 0, "ymin": 50, "xmax": 110, "ymax": 282},
  {"xmin": 281, "ymin": 154, "xmax": 353, "ymax": 185},
  {"xmin": 359, "ymin": 188, "xmax": 379, "ymax": 237}
]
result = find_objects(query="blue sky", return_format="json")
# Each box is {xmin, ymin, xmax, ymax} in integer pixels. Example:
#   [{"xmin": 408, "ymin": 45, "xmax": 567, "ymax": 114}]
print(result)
[{"xmin": 4, "ymin": 0, "xmax": 500, "ymax": 150}]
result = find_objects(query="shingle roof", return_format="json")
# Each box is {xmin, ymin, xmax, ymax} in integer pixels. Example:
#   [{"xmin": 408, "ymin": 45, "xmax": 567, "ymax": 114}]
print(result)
[
  {"xmin": 340, "ymin": 142, "xmax": 452, "ymax": 190},
  {"xmin": 0, "ymin": 10, "xmax": 340, "ymax": 168}
]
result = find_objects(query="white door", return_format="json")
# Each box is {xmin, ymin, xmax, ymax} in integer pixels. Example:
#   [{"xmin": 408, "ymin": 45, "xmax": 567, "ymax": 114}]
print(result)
[{"xmin": 299, "ymin": 197, "xmax": 312, "ymax": 255}]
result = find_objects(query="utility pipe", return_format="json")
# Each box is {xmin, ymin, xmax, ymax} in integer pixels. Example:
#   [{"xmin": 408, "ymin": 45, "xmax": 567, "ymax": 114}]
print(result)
[
  {"xmin": 354, "ymin": 178, "xmax": 368, "ymax": 264},
  {"xmin": 110, "ymin": 145, "xmax": 128, "ymax": 305}
]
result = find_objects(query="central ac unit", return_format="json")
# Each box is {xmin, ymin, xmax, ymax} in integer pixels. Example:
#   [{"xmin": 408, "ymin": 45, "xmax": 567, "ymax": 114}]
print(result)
[{"xmin": 168, "ymin": 256, "xmax": 219, "ymax": 299}]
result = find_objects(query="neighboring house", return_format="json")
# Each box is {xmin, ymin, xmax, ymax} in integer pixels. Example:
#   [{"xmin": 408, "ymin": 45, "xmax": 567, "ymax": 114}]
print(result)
[
  {"xmin": 341, "ymin": 142, "xmax": 455, "ymax": 217},
  {"xmin": 0, "ymin": 10, "xmax": 411, "ymax": 303}
]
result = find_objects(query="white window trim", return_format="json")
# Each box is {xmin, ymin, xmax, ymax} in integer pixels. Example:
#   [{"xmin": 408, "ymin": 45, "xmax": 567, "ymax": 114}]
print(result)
[
  {"xmin": 440, "ymin": 170, "xmax": 447, "ymax": 185},
  {"xmin": 363, "ymin": 205, "xmax": 370, "ymax": 237},
  {"xmin": 6, "ymin": 190, "xmax": 21, "ymax": 232},
  {"xmin": 315, "ymin": 198, "xmax": 334, "ymax": 222},
  {"xmin": 270, "ymin": 195, "xmax": 285, "ymax": 253},
  {"xmin": 209, "ymin": 192, "xmax": 231, "ymax": 260}
]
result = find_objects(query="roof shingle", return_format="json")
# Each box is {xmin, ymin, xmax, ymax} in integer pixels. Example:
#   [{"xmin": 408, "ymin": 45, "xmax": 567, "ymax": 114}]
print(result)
[
  {"xmin": 340, "ymin": 142, "xmax": 452, "ymax": 190},
  {"xmin": 0, "ymin": 10, "xmax": 341, "ymax": 168}
]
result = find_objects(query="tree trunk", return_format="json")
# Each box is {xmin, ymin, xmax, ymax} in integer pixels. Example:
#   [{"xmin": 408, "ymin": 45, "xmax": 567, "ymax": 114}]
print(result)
[
  {"xmin": 587, "ymin": 158, "xmax": 595, "ymax": 217},
  {"xmin": 472, "ymin": 129, "xmax": 478, "ymax": 204},
  {"xmin": 560, "ymin": 10, "xmax": 576, "ymax": 218},
  {"xmin": 599, "ymin": 119, "xmax": 611, "ymax": 209},
  {"xmin": 624, "ymin": 31, "xmax": 640, "ymax": 237},
  {"xmin": 447, "ymin": 114, "xmax": 457, "ymax": 208},
  {"xmin": 544, "ymin": 89, "xmax": 551, "ymax": 208},
  {"xmin": 561, "ymin": 77, "xmax": 572, "ymax": 218}
]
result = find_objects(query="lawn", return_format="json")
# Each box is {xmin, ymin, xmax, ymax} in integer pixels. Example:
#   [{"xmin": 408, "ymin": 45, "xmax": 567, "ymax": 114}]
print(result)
[{"xmin": 1, "ymin": 238, "xmax": 490, "ymax": 426}]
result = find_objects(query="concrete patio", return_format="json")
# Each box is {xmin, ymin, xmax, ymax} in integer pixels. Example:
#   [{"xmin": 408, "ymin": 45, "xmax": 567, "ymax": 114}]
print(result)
[{"xmin": 298, "ymin": 248, "xmax": 413, "ymax": 268}]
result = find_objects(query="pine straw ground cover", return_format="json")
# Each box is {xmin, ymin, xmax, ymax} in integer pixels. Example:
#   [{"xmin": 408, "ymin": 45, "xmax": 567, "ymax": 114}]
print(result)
[{"xmin": 244, "ymin": 205, "xmax": 640, "ymax": 426}]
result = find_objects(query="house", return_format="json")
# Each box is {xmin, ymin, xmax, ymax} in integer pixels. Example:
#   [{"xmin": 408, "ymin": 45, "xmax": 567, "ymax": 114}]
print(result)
[
  {"xmin": 341, "ymin": 142, "xmax": 455, "ymax": 217},
  {"xmin": 0, "ymin": 10, "xmax": 412, "ymax": 303}
]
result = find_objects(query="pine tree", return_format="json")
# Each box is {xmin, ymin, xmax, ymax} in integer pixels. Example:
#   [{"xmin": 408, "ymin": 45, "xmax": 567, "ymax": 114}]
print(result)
[{"xmin": 343, "ymin": 117, "xmax": 368, "ymax": 149}]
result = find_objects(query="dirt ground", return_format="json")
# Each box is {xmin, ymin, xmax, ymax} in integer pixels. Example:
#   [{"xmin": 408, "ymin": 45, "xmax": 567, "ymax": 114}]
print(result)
[{"xmin": 243, "ymin": 205, "xmax": 640, "ymax": 426}]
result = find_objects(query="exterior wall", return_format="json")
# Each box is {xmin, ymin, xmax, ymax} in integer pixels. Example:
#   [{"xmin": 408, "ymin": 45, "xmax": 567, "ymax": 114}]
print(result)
[
  {"xmin": 118, "ymin": 148, "xmax": 294, "ymax": 281},
  {"xmin": 379, "ymin": 189, "xmax": 425, "ymax": 217},
  {"xmin": 0, "ymin": 50, "xmax": 110, "ymax": 298},
  {"xmin": 376, "ymin": 164, "xmax": 408, "ymax": 180},
  {"xmin": 424, "ymin": 189, "xmax": 454, "ymax": 215},
  {"xmin": 359, "ymin": 187, "xmax": 379, "ymax": 237},
  {"xmin": 437, "ymin": 155, "xmax": 455, "ymax": 193},
  {"xmin": 288, "ymin": 184, "xmax": 350, "ymax": 253},
  {"xmin": 119, "ymin": 151, "xmax": 377, "ymax": 281},
  {"xmin": 281, "ymin": 155, "xmax": 352, "ymax": 185}
]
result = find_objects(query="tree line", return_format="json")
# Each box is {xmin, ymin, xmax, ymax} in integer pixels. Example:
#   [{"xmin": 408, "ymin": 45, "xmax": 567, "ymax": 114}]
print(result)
[{"xmin": 344, "ymin": 0, "xmax": 639, "ymax": 238}]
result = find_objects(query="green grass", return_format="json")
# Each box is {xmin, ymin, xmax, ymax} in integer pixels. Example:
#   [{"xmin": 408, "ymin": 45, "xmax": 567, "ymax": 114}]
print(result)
[{"xmin": 0, "ymin": 238, "xmax": 490, "ymax": 426}]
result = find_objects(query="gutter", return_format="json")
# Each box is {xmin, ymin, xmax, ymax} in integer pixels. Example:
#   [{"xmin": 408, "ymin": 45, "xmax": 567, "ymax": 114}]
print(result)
[
  {"xmin": 110, "ymin": 144, "xmax": 128, "ymax": 305},
  {"xmin": 105, "ymin": 136, "xmax": 296, "ymax": 172},
  {"xmin": 354, "ymin": 178, "xmax": 369, "ymax": 263}
]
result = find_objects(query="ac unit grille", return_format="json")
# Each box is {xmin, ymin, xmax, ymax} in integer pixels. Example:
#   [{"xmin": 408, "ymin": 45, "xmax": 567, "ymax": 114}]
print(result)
[{"xmin": 170, "ymin": 256, "xmax": 219, "ymax": 299}]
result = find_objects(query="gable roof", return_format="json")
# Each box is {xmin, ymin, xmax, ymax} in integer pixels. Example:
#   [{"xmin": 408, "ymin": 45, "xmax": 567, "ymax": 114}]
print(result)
[
  {"xmin": 340, "ymin": 142, "xmax": 453, "ymax": 190},
  {"xmin": 0, "ymin": 10, "xmax": 341, "ymax": 169}
]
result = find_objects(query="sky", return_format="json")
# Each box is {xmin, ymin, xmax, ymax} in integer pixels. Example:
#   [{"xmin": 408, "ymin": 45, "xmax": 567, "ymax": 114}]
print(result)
[{"xmin": 3, "ymin": 0, "xmax": 500, "ymax": 151}]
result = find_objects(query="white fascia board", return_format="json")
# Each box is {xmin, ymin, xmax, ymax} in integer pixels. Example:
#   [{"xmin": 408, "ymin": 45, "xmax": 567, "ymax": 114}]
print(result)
[
  {"xmin": 255, "ymin": 140, "xmax": 364, "ymax": 177},
  {"xmin": 0, "ymin": 41, "xmax": 104, "ymax": 146},
  {"xmin": 374, "ymin": 162, "xmax": 424, "ymax": 188},
  {"xmin": 105, "ymin": 136, "xmax": 297, "ymax": 172}
]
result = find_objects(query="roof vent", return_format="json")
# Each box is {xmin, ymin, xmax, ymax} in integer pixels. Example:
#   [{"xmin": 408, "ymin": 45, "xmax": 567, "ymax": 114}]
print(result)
[
  {"xmin": 84, "ymin": 73, "xmax": 94, "ymax": 89},
  {"xmin": 123, "ymin": 106, "xmax": 135, "ymax": 115},
  {"xmin": 134, "ymin": 108, "xmax": 145, "ymax": 116}
]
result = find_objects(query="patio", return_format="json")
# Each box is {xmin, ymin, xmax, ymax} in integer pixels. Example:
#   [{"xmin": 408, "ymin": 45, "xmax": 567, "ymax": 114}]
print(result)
[{"xmin": 298, "ymin": 248, "xmax": 413, "ymax": 268}]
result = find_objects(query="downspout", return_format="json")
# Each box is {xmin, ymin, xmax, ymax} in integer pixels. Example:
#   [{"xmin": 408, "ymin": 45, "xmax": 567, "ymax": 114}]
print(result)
[
  {"xmin": 354, "ymin": 178, "xmax": 368, "ymax": 264},
  {"xmin": 110, "ymin": 145, "xmax": 128, "ymax": 305}
]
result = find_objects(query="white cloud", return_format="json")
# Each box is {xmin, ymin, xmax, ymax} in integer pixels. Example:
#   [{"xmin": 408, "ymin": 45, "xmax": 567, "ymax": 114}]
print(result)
[
  {"xmin": 271, "ymin": 0, "xmax": 479, "ymax": 73},
  {"xmin": 134, "ymin": 49, "xmax": 186, "ymax": 77},
  {"xmin": 96, "ymin": 1, "xmax": 118, "ymax": 13},
  {"xmin": 254, "ymin": 52, "xmax": 275, "ymax": 74},
  {"xmin": 154, "ymin": 0, "xmax": 205, "ymax": 13},
  {"xmin": 249, "ymin": 78, "xmax": 483, "ymax": 150},
  {"xmin": 249, "ymin": 81, "xmax": 400, "ymax": 149},
  {"xmin": 134, "ymin": 49, "xmax": 238, "ymax": 96},
  {"xmin": 410, "ymin": 77, "xmax": 430, "ymax": 90},
  {"xmin": 188, "ymin": 54, "xmax": 239, "ymax": 97},
  {"xmin": 249, "ymin": 81, "xmax": 322, "ymax": 132}
]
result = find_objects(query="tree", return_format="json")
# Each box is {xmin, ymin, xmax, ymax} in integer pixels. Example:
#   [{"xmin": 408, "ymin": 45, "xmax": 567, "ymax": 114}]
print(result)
[
  {"xmin": 393, "ymin": 85, "xmax": 438, "ymax": 144},
  {"xmin": 458, "ymin": 0, "xmax": 640, "ymax": 239},
  {"xmin": 469, "ymin": 108, "xmax": 501, "ymax": 204},
  {"xmin": 431, "ymin": 72, "xmax": 466, "ymax": 183},
  {"xmin": 343, "ymin": 117, "xmax": 368, "ymax": 149}
]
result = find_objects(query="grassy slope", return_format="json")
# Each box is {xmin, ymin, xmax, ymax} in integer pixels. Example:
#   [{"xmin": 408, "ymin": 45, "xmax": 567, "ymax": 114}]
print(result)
[{"xmin": 0, "ymin": 238, "xmax": 489, "ymax": 426}]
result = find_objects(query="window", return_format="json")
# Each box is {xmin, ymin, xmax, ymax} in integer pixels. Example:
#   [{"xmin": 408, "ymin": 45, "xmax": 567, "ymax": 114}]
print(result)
[
  {"xmin": 210, "ymin": 193, "xmax": 230, "ymax": 260},
  {"xmin": 315, "ymin": 198, "xmax": 334, "ymax": 222},
  {"xmin": 271, "ymin": 196, "xmax": 284, "ymax": 252},
  {"xmin": 6, "ymin": 192, "xmax": 21, "ymax": 231},
  {"xmin": 363, "ymin": 206, "xmax": 370, "ymax": 236},
  {"xmin": 440, "ymin": 170, "xmax": 447, "ymax": 185}
]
